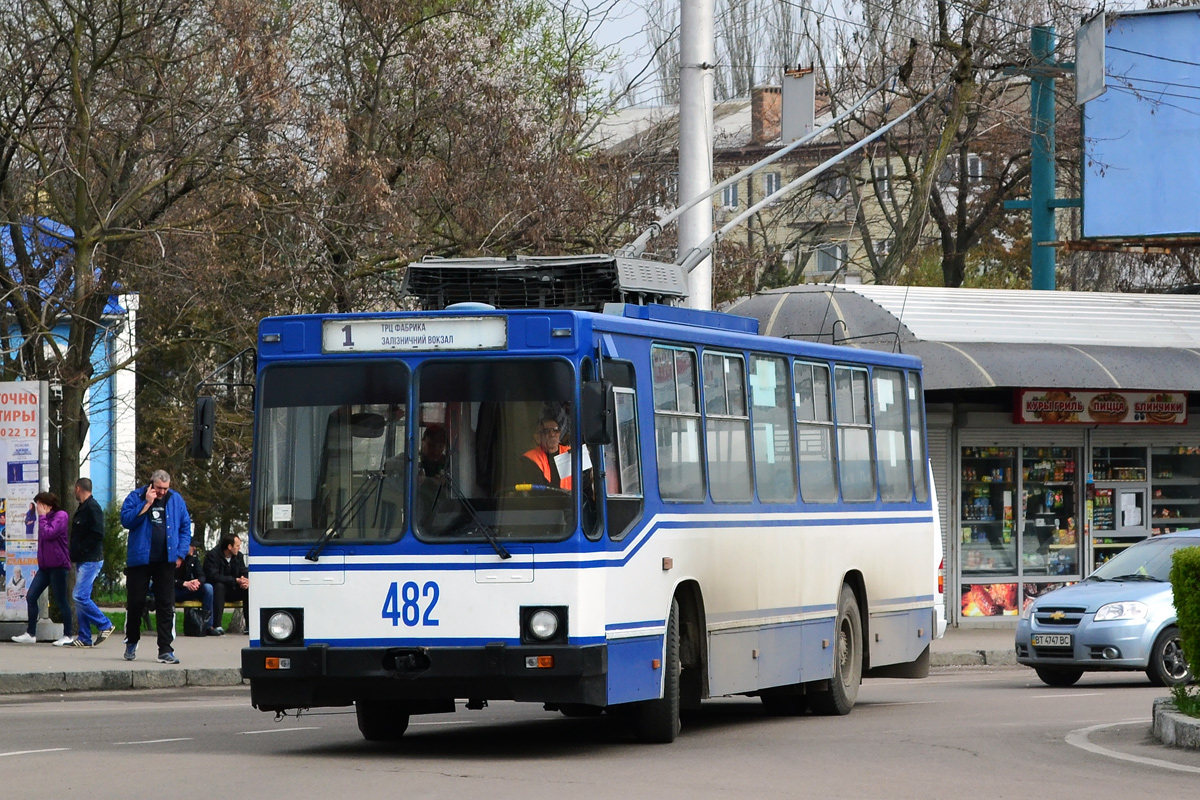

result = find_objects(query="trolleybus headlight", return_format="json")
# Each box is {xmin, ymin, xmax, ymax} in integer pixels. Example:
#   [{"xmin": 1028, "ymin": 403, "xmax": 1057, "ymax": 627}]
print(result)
[
  {"xmin": 267, "ymin": 611, "xmax": 296, "ymax": 641},
  {"xmin": 528, "ymin": 609, "xmax": 559, "ymax": 640}
]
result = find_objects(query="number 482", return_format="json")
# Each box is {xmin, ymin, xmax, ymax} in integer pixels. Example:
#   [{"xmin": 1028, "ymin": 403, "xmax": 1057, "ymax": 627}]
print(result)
[{"xmin": 381, "ymin": 581, "xmax": 440, "ymax": 627}]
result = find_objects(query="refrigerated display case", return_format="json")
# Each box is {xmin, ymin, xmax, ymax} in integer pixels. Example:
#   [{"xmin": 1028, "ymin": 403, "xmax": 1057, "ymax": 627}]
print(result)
[
  {"xmin": 960, "ymin": 447, "xmax": 1016, "ymax": 577},
  {"xmin": 1020, "ymin": 447, "xmax": 1079, "ymax": 577},
  {"xmin": 1091, "ymin": 446, "xmax": 1149, "ymax": 569},
  {"xmin": 1151, "ymin": 446, "xmax": 1200, "ymax": 535}
]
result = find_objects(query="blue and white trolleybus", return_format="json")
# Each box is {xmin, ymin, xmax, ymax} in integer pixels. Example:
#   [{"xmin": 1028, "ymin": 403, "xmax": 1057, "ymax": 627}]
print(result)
[{"xmin": 232, "ymin": 255, "xmax": 940, "ymax": 743}]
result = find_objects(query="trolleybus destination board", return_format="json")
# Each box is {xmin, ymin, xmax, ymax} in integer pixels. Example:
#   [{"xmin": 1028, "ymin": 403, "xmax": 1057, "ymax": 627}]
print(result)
[{"xmin": 322, "ymin": 317, "xmax": 507, "ymax": 353}]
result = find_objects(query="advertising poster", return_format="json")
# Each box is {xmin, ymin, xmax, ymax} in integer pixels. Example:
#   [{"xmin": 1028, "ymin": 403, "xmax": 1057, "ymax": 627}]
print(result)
[
  {"xmin": 0, "ymin": 383, "xmax": 43, "ymax": 620},
  {"xmin": 961, "ymin": 583, "xmax": 1019, "ymax": 617},
  {"xmin": 1022, "ymin": 582, "xmax": 1074, "ymax": 615}
]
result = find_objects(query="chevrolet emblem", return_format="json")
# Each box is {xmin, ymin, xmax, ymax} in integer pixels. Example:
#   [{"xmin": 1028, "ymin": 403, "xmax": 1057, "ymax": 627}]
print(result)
[{"xmin": 1050, "ymin": 611, "xmax": 1066, "ymax": 621}]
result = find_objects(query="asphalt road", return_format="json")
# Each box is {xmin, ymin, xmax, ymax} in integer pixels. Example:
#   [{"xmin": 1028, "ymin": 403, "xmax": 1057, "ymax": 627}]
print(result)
[{"xmin": 1, "ymin": 666, "xmax": 1197, "ymax": 799}]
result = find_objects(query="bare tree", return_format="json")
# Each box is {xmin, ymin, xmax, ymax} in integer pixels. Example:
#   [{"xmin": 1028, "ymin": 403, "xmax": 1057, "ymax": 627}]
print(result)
[
  {"xmin": 0, "ymin": 0, "xmax": 300, "ymax": 500},
  {"xmin": 646, "ymin": 0, "xmax": 681, "ymax": 104}
]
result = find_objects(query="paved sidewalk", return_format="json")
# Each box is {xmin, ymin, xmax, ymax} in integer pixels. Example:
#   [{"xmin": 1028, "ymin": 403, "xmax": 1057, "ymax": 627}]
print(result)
[
  {"xmin": 0, "ymin": 626, "xmax": 247, "ymax": 694},
  {"xmin": 0, "ymin": 624, "xmax": 1018, "ymax": 696}
]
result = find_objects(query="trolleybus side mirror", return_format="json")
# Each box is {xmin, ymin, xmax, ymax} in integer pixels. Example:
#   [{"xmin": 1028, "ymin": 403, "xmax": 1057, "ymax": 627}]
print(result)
[
  {"xmin": 580, "ymin": 380, "xmax": 613, "ymax": 445},
  {"xmin": 189, "ymin": 396, "xmax": 215, "ymax": 461}
]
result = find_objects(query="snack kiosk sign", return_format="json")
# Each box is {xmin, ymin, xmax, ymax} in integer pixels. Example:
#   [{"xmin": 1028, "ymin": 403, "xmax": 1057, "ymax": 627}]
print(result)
[{"xmin": 1015, "ymin": 390, "xmax": 1187, "ymax": 425}]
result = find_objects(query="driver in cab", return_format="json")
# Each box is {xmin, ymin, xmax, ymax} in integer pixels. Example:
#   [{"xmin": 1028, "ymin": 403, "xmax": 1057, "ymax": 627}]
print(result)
[{"xmin": 517, "ymin": 408, "xmax": 572, "ymax": 490}]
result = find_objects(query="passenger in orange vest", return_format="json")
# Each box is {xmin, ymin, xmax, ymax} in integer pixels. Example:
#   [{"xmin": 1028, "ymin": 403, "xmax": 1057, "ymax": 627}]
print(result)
[{"xmin": 519, "ymin": 411, "xmax": 572, "ymax": 490}]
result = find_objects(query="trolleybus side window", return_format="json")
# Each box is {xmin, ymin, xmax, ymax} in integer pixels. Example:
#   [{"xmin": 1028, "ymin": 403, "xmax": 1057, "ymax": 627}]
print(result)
[
  {"xmin": 602, "ymin": 359, "xmax": 644, "ymax": 540},
  {"xmin": 703, "ymin": 350, "xmax": 752, "ymax": 503},
  {"xmin": 254, "ymin": 361, "xmax": 409, "ymax": 543},
  {"xmin": 794, "ymin": 361, "xmax": 838, "ymax": 503},
  {"xmin": 749, "ymin": 354, "xmax": 797, "ymax": 503},
  {"xmin": 873, "ymin": 368, "xmax": 913, "ymax": 502},
  {"xmin": 652, "ymin": 344, "xmax": 705, "ymax": 502},
  {"xmin": 908, "ymin": 371, "xmax": 930, "ymax": 502},
  {"xmin": 835, "ymin": 365, "xmax": 876, "ymax": 501}
]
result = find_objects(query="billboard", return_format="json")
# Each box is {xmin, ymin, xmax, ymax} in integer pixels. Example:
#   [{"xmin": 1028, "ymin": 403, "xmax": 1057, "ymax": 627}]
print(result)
[
  {"xmin": 0, "ymin": 383, "xmax": 46, "ymax": 621},
  {"xmin": 1081, "ymin": 9, "xmax": 1200, "ymax": 239}
]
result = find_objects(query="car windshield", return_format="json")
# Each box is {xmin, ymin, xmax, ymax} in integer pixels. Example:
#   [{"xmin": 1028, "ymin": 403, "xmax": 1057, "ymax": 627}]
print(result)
[
  {"xmin": 1089, "ymin": 535, "xmax": 1200, "ymax": 582},
  {"xmin": 254, "ymin": 361, "xmax": 410, "ymax": 543}
]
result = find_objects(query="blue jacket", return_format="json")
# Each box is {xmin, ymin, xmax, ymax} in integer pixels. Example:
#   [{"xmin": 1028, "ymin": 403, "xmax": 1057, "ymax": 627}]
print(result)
[{"xmin": 121, "ymin": 486, "xmax": 192, "ymax": 567}]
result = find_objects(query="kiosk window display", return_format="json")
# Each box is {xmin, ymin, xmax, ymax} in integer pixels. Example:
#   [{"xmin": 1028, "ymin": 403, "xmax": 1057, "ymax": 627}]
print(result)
[{"xmin": 960, "ymin": 446, "xmax": 1080, "ymax": 618}]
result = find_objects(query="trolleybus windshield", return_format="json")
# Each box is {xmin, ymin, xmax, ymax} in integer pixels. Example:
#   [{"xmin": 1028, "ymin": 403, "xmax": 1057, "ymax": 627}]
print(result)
[
  {"xmin": 413, "ymin": 358, "xmax": 577, "ymax": 543},
  {"xmin": 254, "ymin": 361, "xmax": 410, "ymax": 543}
]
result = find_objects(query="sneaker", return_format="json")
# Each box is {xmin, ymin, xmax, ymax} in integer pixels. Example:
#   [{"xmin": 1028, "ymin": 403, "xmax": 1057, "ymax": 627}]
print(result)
[
  {"xmin": 205, "ymin": 626, "xmax": 224, "ymax": 636},
  {"xmin": 123, "ymin": 644, "xmax": 137, "ymax": 661},
  {"xmin": 96, "ymin": 626, "xmax": 116, "ymax": 645},
  {"xmin": 52, "ymin": 636, "xmax": 76, "ymax": 647},
  {"xmin": 11, "ymin": 633, "xmax": 36, "ymax": 644},
  {"xmin": 157, "ymin": 652, "xmax": 180, "ymax": 665},
  {"xmin": 68, "ymin": 639, "xmax": 92, "ymax": 648}
]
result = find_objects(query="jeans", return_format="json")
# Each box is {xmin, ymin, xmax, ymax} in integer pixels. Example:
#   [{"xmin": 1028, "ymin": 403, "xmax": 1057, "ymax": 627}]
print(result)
[
  {"xmin": 125, "ymin": 561, "xmax": 176, "ymax": 655},
  {"xmin": 175, "ymin": 583, "xmax": 214, "ymax": 627},
  {"xmin": 25, "ymin": 566, "xmax": 74, "ymax": 638},
  {"xmin": 73, "ymin": 560, "xmax": 112, "ymax": 645}
]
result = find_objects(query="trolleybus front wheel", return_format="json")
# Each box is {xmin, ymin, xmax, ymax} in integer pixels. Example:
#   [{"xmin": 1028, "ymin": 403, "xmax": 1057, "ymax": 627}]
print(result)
[
  {"xmin": 356, "ymin": 700, "xmax": 411, "ymax": 741},
  {"xmin": 634, "ymin": 597, "xmax": 681, "ymax": 743},
  {"xmin": 809, "ymin": 584, "xmax": 862, "ymax": 716}
]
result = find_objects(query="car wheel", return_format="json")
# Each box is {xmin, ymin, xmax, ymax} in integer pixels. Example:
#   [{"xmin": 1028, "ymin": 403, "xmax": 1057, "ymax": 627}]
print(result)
[
  {"xmin": 1034, "ymin": 667, "xmax": 1083, "ymax": 687},
  {"xmin": 1146, "ymin": 626, "xmax": 1191, "ymax": 687},
  {"xmin": 809, "ymin": 585, "xmax": 863, "ymax": 716}
]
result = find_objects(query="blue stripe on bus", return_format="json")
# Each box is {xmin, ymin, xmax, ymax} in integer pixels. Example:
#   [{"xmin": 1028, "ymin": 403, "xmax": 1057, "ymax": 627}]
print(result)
[
  {"xmin": 251, "ymin": 513, "xmax": 935, "ymax": 574},
  {"xmin": 253, "ymin": 635, "xmax": 608, "ymax": 648},
  {"xmin": 248, "ymin": 512, "xmax": 936, "ymax": 566},
  {"xmin": 248, "ymin": 513, "xmax": 931, "ymax": 575}
]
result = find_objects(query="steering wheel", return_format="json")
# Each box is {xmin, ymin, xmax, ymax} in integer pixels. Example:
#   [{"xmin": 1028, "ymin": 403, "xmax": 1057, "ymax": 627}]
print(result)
[{"xmin": 501, "ymin": 485, "xmax": 570, "ymax": 499}]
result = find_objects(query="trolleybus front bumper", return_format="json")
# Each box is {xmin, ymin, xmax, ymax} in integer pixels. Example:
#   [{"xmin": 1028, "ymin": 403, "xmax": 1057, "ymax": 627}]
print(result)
[{"xmin": 242, "ymin": 643, "xmax": 608, "ymax": 711}]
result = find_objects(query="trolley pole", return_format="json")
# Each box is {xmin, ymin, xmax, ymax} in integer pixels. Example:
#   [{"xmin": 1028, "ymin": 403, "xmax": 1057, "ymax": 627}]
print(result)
[{"xmin": 678, "ymin": 0, "xmax": 715, "ymax": 309}]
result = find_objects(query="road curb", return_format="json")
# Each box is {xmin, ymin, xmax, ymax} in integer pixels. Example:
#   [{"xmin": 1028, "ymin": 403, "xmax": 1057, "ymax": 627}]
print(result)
[
  {"xmin": 1152, "ymin": 697, "xmax": 1200, "ymax": 749},
  {"xmin": 931, "ymin": 649, "xmax": 1016, "ymax": 667},
  {"xmin": 0, "ymin": 668, "xmax": 245, "ymax": 695}
]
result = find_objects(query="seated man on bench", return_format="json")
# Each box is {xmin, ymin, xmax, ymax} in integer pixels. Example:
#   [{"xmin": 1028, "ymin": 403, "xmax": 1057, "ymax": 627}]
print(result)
[
  {"xmin": 176, "ymin": 537, "xmax": 221, "ymax": 636},
  {"xmin": 204, "ymin": 533, "xmax": 249, "ymax": 634}
]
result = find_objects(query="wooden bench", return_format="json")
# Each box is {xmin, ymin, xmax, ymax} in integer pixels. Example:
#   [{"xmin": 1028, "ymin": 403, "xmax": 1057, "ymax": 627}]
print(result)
[{"xmin": 144, "ymin": 599, "xmax": 245, "ymax": 635}]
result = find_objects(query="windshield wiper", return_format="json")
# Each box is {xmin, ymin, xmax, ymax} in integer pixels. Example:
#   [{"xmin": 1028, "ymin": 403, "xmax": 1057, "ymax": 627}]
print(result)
[
  {"xmin": 438, "ymin": 473, "xmax": 510, "ymax": 560},
  {"xmin": 1107, "ymin": 572, "xmax": 1163, "ymax": 582},
  {"xmin": 306, "ymin": 470, "xmax": 386, "ymax": 562}
]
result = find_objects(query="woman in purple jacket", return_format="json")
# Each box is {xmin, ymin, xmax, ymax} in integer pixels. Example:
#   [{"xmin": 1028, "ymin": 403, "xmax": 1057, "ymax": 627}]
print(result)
[{"xmin": 10, "ymin": 492, "xmax": 75, "ymax": 645}]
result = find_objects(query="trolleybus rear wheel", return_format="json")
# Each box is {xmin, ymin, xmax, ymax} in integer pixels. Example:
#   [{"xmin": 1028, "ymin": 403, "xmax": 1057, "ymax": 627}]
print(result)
[
  {"xmin": 809, "ymin": 585, "xmax": 862, "ymax": 716},
  {"xmin": 356, "ymin": 700, "xmax": 411, "ymax": 741},
  {"xmin": 634, "ymin": 598, "xmax": 681, "ymax": 743}
]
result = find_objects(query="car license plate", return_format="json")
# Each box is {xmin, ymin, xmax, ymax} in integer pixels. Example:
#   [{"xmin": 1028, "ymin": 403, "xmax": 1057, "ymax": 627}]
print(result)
[{"xmin": 1032, "ymin": 633, "xmax": 1072, "ymax": 647}]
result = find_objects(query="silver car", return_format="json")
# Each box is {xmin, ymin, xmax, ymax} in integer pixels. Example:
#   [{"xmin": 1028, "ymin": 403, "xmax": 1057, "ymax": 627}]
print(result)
[{"xmin": 1015, "ymin": 530, "xmax": 1198, "ymax": 687}]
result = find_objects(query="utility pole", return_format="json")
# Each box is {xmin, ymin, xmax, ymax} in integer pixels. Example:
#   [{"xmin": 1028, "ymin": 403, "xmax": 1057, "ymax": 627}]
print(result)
[
  {"xmin": 1004, "ymin": 26, "xmax": 1081, "ymax": 290},
  {"xmin": 678, "ymin": 0, "xmax": 715, "ymax": 309}
]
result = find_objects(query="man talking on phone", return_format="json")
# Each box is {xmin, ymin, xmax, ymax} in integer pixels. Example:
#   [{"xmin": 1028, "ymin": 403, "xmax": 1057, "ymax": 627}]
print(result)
[{"xmin": 120, "ymin": 469, "xmax": 193, "ymax": 664}]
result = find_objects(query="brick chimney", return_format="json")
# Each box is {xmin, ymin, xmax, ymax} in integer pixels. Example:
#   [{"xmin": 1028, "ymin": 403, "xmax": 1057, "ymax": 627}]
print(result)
[{"xmin": 751, "ymin": 86, "xmax": 781, "ymax": 145}]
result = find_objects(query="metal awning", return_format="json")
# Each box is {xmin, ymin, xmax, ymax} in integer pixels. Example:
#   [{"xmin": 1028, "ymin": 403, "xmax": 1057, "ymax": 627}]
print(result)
[{"xmin": 724, "ymin": 285, "xmax": 1200, "ymax": 391}]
